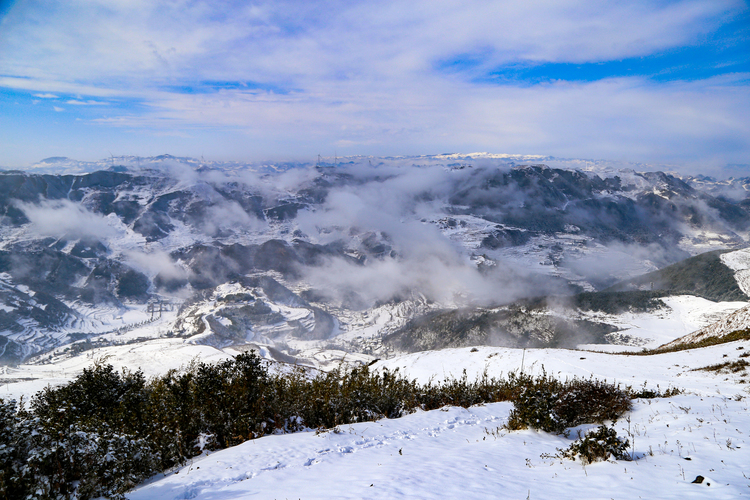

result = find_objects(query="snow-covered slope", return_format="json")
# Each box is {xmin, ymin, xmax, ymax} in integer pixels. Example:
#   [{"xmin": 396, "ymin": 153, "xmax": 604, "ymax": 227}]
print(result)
[
  {"xmin": 721, "ymin": 248, "xmax": 750, "ymax": 296},
  {"xmin": 125, "ymin": 342, "xmax": 750, "ymax": 500},
  {"xmin": 128, "ymin": 397, "xmax": 749, "ymax": 500},
  {"xmin": 661, "ymin": 303, "xmax": 750, "ymax": 349},
  {"xmin": 577, "ymin": 295, "xmax": 747, "ymax": 351}
]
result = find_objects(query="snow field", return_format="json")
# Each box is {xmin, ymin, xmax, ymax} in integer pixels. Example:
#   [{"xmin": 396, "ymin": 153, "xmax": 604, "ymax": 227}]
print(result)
[
  {"xmin": 128, "ymin": 395, "xmax": 749, "ymax": 500},
  {"xmin": 0, "ymin": 338, "xmax": 234, "ymax": 402},
  {"xmin": 721, "ymin": 249, "xmax": 750, "ymax": 296},
  {"xmin": 577, "ymin": 296, "xmax": 747, "ymax": 351},
  {"xmin": 375, "ymin": 344, "xmax": 749, "ymax": 397},
  {"xmin": 124, "ymin": 339, "xmax": 750, "ymax": 499}
]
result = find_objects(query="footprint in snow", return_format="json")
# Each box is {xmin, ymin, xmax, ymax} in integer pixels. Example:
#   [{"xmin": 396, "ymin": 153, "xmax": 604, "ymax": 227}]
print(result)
[
  {"xmin": 356, "ymin": 439, "xmax": 380, "ymax": 448},
  {"xmin": 261, "ymin": 463, "xmax": 284, "ymax": 471}
]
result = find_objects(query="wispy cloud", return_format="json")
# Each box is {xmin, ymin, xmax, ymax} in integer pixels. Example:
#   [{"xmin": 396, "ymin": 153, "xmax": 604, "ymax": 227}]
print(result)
[
  {"xmin": 0, "ymin": 0, "xmax": 747, "ymax": 167},
  {"xmin": 15, "ymin": 199, "xmax": 122, "ymax": 240},
  {"xmin": 66, "ymin": 99, "xmax": 108, "ymax": 105}
]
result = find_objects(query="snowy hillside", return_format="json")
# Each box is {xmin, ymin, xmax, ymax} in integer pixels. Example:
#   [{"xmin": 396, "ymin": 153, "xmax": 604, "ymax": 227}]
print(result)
[
  {"xmin": 576, "ymin": 295, "xmax": 746, "ymax": 351},
  {"xmin": 721, "ymin": 248, "xmax": 750, "ymax": 296},
  {"xmin": 0, "ymin": 153, "xmax": 750, "ymax": 364},
  {"xmin": 126, "ymin": 342, "xmax": 750, "ymax": 500},
  {"xmin": 662, "ymin": 303, "xmax": 750, "ymax": 349}
]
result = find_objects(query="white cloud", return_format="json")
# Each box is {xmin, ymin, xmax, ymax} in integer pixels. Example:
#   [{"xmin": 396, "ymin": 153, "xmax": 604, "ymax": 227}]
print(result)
[
  {"xmin": 100, "ymin": 73, "xmax": 747, "ymax": 166},
  {"xmin": 15, "ymin": 199, "xmax": 122, "ymax": 240},
  {"xmin": 293, "ymin": 161, "xmax": 577, "ymax": 307},
  {"xmin": 124, "ymin": 248, "xmax": 184, "ymax": 280},
  {"xmin": 0, "ymin": 0, "xmax": 747, "ymax": 167},
  {"xmin": 1, "ymin": 0, "xmax": 739, "ymax": 84},
  {"xmin": 66, "ymin": 99, "xmax": 107, "ymax": 105},
  {"xmin": 201, "ymin": 200, "xmax": 267, "ymax": 235}
]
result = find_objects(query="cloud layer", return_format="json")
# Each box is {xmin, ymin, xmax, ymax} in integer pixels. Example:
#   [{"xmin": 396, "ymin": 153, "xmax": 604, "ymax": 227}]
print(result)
[{"xmin": 0, "ymin": 0, "xmax": 748, "ymax": 168}]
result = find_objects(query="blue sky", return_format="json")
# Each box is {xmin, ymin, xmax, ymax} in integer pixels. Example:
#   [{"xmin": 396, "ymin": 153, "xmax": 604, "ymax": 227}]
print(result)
[{"xmin": 0, "ymin": 0, "xmax": 748, "ymax": 172}]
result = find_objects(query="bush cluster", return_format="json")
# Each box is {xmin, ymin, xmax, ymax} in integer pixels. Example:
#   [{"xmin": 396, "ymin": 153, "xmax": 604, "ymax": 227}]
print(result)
[
  {"xmin": 505, "ymin": 371, "xmax": 632, "ymax": 433},
  {"xmin": 559, "ymin": 425, "xmax": 631, "ymax": 464},
  {"xmin": 0, "ymin": 372, "xmax": 158, "ymax": 500},
  {"xmin": 626, "ymin": 383, "xmax": 682, "ymax": 399},
  {"xmin": 1, "ymin": 352, "xmax": 635, "ymax": 499}
]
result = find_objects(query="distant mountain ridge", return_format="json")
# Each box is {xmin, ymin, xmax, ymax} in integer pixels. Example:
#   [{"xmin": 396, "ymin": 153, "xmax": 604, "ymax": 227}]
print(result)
[
  {"xmin": 605, "ymin": 250, "xmax": 748, "ymax": 302},
  {"xmin": 2, "ymin": 155, "xmax": 750, "ymax": 362}
]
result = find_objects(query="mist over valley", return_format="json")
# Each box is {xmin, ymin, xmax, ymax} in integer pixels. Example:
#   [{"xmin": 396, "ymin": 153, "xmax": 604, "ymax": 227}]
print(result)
[{"xmin": 2, "ymin": 154, "xmax": 750, "ymax": 366}]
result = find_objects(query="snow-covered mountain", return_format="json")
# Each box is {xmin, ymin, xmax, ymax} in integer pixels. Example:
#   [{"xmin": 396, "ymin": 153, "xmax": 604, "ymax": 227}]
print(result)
[{"xmin": 2, "ymin": 154, "xmax": 750, "ymax": 364}]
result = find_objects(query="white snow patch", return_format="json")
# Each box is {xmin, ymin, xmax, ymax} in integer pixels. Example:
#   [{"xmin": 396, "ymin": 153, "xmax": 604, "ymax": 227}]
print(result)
[
  {"xmin": 721, "ymin": 248, "xmax": 750, "ymax": 296},
  {"xmin": 578, "ymin": 296, "xmax": 747, "ymax": 352},
  {"xmin": 663, "ymin": 302, "xmax": 750, "ymax": 349}
]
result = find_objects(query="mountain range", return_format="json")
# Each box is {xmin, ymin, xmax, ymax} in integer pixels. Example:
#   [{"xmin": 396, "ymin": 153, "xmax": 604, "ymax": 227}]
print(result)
[{"xmin": 2, "ymin": 154, "xmax": 750, "ymax": 364}]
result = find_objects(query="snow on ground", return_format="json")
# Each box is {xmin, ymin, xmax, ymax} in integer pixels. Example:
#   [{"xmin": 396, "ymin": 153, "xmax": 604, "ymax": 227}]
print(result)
[
  {"xmin": 662, "ymin": 304, "xmax": 750, "ymax": 349},
  {"xmin": 323, "ymin": 299, "xmax": 436, "ymax": 343},
  {"xmin": 721, "ymin": 248, "xmax": 750, "ymax": 296},
  {"xmin": 578, "ymin": 296, "xmax": 747, "ymax": 351},
  {"xmin": 128, "ymin": 398, "xmax": 750, "ymax": 500},
  {"xmin": 128, "ymin": 342, "xmax": 750, "ymax": 500},
  {"xmin": 0, "ymin": 338, "xmax": 234, "ymax": 402},
  {"xmin": 375, "ymin": 344, "xmax": 747, "ymax": 396}
]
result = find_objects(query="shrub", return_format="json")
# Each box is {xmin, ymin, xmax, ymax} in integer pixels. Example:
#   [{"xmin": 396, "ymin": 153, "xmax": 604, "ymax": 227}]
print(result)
[
  {"xmin": 626, "ymin": 383, "xmax": 682, "ymax": 399},
  {"xmin": 31, "ymin": 362, "xmax": 150, "ymax": 435},
  {"xmin": 0, "ymin": 397, "xmax": 158, "ymax": 500},
  {"xmin": 146, "ymin": 351, "xmax": 272, "ymax": 456},
  {"xmin": 555, "ymin": 378, "xmax": 632, "ymax": 428},
  {"xmin": 695, "ymin": 359, "xmax": 749, "ymax": 374},
  {"xmin": 10, "ymin": 362, "xmax": 162, "ymax": 500},
  {"xmin": 505, "ymin": 372, "xmax": 564, "ymax": 433},
  {"xmin": 559, "ymin": 425, "xmax": 630, "ymax": 464},
  {"xmin": 1, "ymin": 353, "xmax": 640, "ymax": 499},
  {"xmin": 506, "ymin": 373, "xmax": 631, "ymax": 433},
  {"xmin": 0, "ymin": 398, "xmax": 23, "ymax": 500}
]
